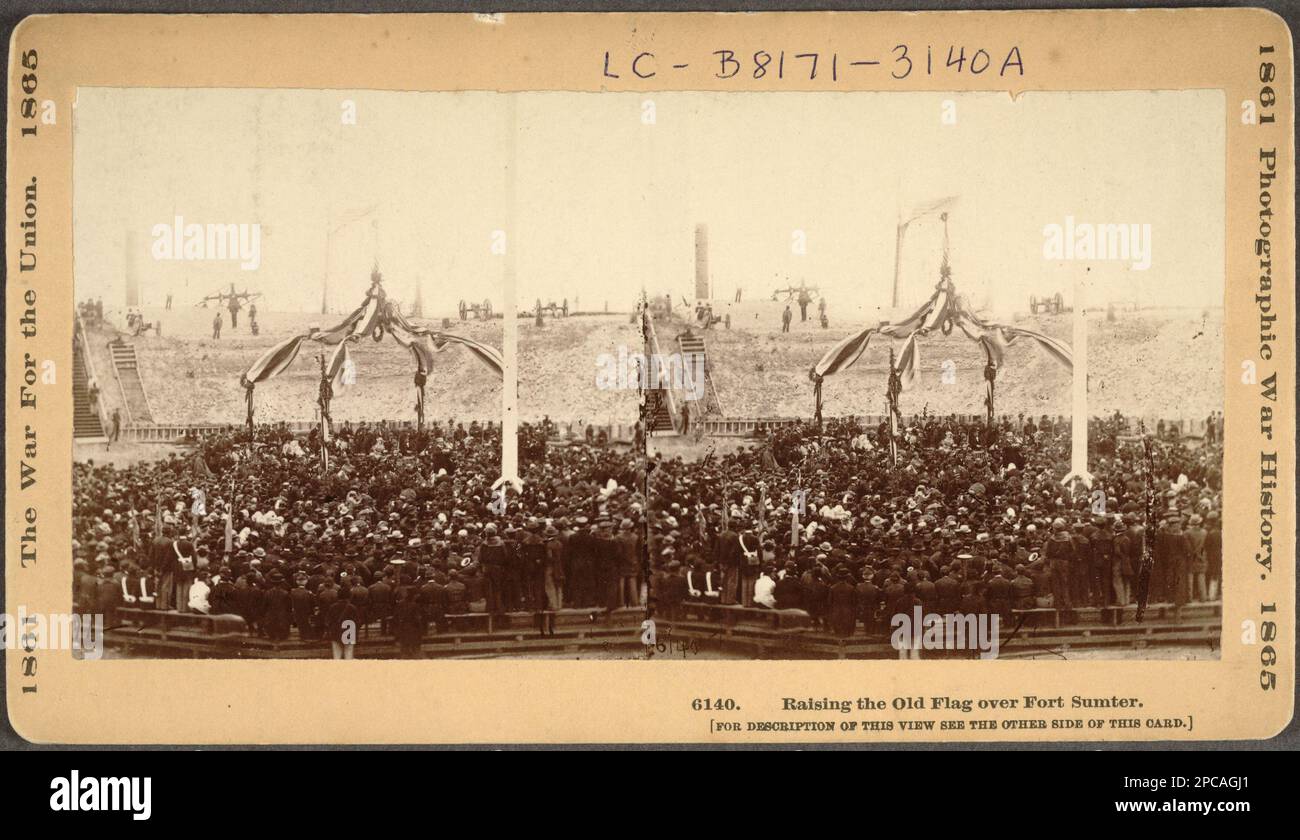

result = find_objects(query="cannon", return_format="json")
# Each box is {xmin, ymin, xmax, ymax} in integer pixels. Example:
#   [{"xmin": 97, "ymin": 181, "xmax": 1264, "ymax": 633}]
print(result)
[
  {"xmin": 770, "ymin": 280, "xmax": 820, "ymax": 303},
  {"xmin": 458, "ymin": 298, "xmax": 494, "ymax": 320},
  {"xmin": 537, "ymin": 298, "xmax": 569, "ymax": 318},
  {"xmin": 1028, "ymin": 291, "xmax": 1066, "ymax": 315}
]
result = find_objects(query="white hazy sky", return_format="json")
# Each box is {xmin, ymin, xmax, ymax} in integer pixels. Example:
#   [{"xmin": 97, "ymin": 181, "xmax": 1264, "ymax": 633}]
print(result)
[{"xmin": 74, "ymin": 88, "xmax": 1223, "ymax": 317}]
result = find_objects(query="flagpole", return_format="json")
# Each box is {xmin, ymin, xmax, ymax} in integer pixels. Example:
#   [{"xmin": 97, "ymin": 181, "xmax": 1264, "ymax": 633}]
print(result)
[
  {"xmin": 316, "ymin": 352, "xmax": 331, "ymax": 474},
  {"xmin": 1062, "ymin": 274, "xmax": 1093, "ymax": 490},
  {"xmin": 887, "ymin": 347, "xmax": 900, "ymax": 467},
  {"xmin": 494, "ymin": 92, "xmax": 522, "ymax": 504},
  {"xmin": 984, "ymin": 345, "xmax": 997, "ymax": 431}
]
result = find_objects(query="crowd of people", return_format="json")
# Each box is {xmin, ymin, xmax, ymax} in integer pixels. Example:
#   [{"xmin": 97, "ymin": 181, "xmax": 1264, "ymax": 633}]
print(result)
[
  {"xmin": 647, "ymin": 413, "xmax": 1223, "ymax": 638},
  {"xmin": 73, "ymin": 419, "xmax": 646, "ymax": 658},
  {"xmin": 73, "ymin": 404, "xmax": 1222, "ymax": 655}
]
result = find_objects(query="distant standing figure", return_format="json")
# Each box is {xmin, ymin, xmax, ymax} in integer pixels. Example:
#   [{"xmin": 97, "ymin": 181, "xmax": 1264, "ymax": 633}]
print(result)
[
  {"xmin": 228, "ymin": 295, "xmax": 241, "ymax": 328},
  {"xmin": 212, "ymin": 312, "xmax": 223, "ymax": 339},
  {"xmin": 109, "ymin": 408, "xmax": 122, "ymax": 447},
  {"xmin": 782, "ymin": 304, "xmax": 792, "ymax": 333},
  {"xmin": 165, "ymin": 293, "xmax": 173, "ymax": 310},
  {"xmin": 797, "ymin": 287, "xmax": 811, "ymax": 321}
]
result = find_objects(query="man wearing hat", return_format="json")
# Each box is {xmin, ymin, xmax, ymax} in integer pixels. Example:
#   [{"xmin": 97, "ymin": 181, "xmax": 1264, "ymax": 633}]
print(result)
[
  {"xmin": 475, "ymin": 523, "xmax": 508, "ymax": 616},
  {"xmin": 714, "ymin": 515, "xmax": 743, "ymax": 606},
  {"xmin": 539, "ymin": 524, "xmax": 566, "ymax": 632},
  {"xmin": 391, "ymin": 586, "xmax": 426, "ymax": 658},
  {"xmin": 614, "ymin": 518, "xmax": 641, "ymax": 609},
  {"xmin": 1184, "ymin": 513, "xmax": 1208, "ymax": 603},
  {"xmin": 773, "ymin": 561, "xmax": 804, "ymax": 611},
  {"xmin": 1011, "ymin": 565, "xmax": 1036, "ymax": 611},
  {"xmin": 1204, "ymin": 511, "xmax": 1222, "ymax": 601},
  {"xmin": 565, "ymin": 518, "xmax": 595, "ymax": 608},
  {"xmin": 1044, "ymin": 518, "xmax": 1074, "ymax": 613},
  {"xmin": 369, "ymin": 568, "xmax": 395, "ymax": 634},
  {"xmin": 1156, "ymin": 512, "xmax": 1191, "ymax": 606},
  {"xmin": 655, "ymin": 559, "xmax": 688, "ymax": 620},
  {"xmin": 1069, "ymin": 520, "xmax": 1093, "ymax": 608},
  {"xmin": 825, "ymin": 566, "xmax": 856, "ymax": 637},
  {"xmin": 263, "ymin": 570, "xmax": 292, "ymax": 641},
  {"xmin": 291, "ymin": 572, "xmax": 318, "ymax": 640},
  {"xmin": 855, "ymin": 569, "xmax": 882, "ymax": 635}
]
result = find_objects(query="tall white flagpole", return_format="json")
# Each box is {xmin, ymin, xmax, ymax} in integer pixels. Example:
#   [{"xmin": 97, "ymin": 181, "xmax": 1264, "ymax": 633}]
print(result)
[
  {"xmin": 495, "ymin": 94, "xmax": 522, "ymax": 504},
  {"xmin": 1062, "ymin": 275, "xmax": 1093, "ymax": 489}
]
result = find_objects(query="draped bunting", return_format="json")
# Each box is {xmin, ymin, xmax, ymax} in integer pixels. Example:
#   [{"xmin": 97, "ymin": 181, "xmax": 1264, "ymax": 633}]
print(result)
[
  {"xmin": 238, "ymin": 273, "xmax": 503, "ymax": 426},
  {"xmin": 325, "ymin": 341, "xmax": 352, "ymax": 394},
  {"xmin": 810, "ymin": 275, "xmax": 1072, "ymax": 391}
]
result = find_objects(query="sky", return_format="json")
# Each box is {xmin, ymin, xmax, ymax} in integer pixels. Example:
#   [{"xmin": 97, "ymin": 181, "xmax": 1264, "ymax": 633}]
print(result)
[{"xmin": 73, "ymin": 88, "xmax": 1224, "ymax": 319}]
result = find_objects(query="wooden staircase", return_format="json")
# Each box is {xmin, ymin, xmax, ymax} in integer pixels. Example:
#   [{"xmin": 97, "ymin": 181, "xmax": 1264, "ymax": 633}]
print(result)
[
  {"xmin": 648, "ymin": 391, "xmax": 675, "ymax": 433},
  {"xmin": 109, "ymin": 338, "xmax": 154, "ymax": 424},
  {"xmin": 72, "ymin": 343, "xmax": 104, "ymax": 438},
  {"xmin": 676, "ymin": 331, "xmax": 724, "ymax": 416}
]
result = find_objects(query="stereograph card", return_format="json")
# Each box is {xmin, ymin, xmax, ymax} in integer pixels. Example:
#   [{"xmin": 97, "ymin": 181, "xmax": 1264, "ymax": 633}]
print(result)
[{"xmin": 3, "ymin": 9, "xmax": 1294, "ymax": 744}]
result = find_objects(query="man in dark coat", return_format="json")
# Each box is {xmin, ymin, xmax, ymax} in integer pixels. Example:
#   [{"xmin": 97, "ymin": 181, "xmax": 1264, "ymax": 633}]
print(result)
[
  {"xmin": 367, "ymin": 570, "xmax": 394, "ymax": 634},
  {"xmin": 444, "ymin": 570, "xmax": 469, "ymax": 615},
  {"xmin": 1011, "ymin": 565, "xmax": 1036, "ymax": 610},
  {"xmin": 714, "ymin": 520, "xmax": 744, "ymax": 606},
  {"xmin": 614, "ymin": 519, "xmax": 641, "ymax": 609},
  {"xmin": 419, "ymin": 572, "xmax": 448, "ymax": 633},
  {"xmin": 1044, "ymin": 519, "xmax": 1074, "ymax": 612},
  {"xmin": 803, "ymin": 569, "xmax": 830, "ymax": 629},
  {"xmin": 262, "ymin": 571, "xmax": 293, "ymax": 641},
  {"xmin": 883, "ymin": 573, "xmax": 911, "ymax": 623},
  {"xmin": 323, "ymin": 587, "xmax": 362, "ymax": 659},
  {"xmin": 475, "ymin": 524, "xmax": 509, "ymax": 615},
  {"xmin": 772, "ymin": 563, "xmax": 804, "ymax": 611},
  {"xmin": 290, "ymin": 573, "xmax": 317, "ymax": 640},
  {"xmin": 984, "ymin": 566, "xmax": 1014, "ymax": 620},
  {"xmin": 1070, "ymin": 521, "xmax": 1092, "ymax": 607},
  {"xmin": 1157, "ymin": 515, "xmax": 1191, "ymax": 606},
  {"xmin": 1204, "ymin": 512, "xmax": 1222, "ymax": 601},
  {"xmin": 934, "ymin": 566, "xmax": 961, "ymax": 613},
  {"xmin": 96, "ymin": 568, "xmax": 124, "ymax": 627},
  {"xmin": 1089, "ymin": 517, "xmax": 1115, "ymax": 606},
  {"xmin": 592, "ymin": 521, "xmax": 621, "ymax": 613},
  {"xmin": 855, "ymin": 569, "xmax": 881, "ymax": 634},
  {"xmin": 655, "ymin": 560, "xmax": 688, "ymax": 621},
  {"xmin": 210, "ymin": 571, "xmax": 238, "ymax": 616},
  {"xmin": 564, "ymin": 521, "xmax": 595, "ymax": 607},
  {"xmin": 150, "ymin": 526, "xmax": 176, "ymax": 611},
  {"xmin": 391, "ymin": 587, "xmax": 426, "ymax": 658},
  {"xmin": 913, "ymin": 570, "xmax": 937, "ymax": 612},
  {"xmin": 827, "ymin": 567, "xmax": 858, "ymax": 637},
  {"xmin": 518, "ymin": 523, "xmax": 549, "ymax": 612}
]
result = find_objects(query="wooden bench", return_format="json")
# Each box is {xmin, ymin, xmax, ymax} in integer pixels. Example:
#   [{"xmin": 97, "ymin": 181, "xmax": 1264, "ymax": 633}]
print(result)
[
  {"xmin": 678, "ymin": 603, "xmax": 811, "ymax": 630},
  {"xmin": 117, "ymin": 608, "xmax": 247, "ymax": 638}
]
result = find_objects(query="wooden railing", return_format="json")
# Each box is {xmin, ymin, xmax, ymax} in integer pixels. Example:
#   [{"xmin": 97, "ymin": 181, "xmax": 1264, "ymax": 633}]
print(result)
[{"xmin": 73, "ymin": 315, "xmax": 111, "ymax": 433}]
